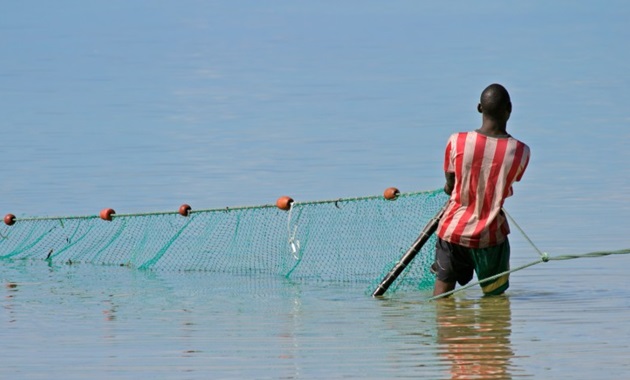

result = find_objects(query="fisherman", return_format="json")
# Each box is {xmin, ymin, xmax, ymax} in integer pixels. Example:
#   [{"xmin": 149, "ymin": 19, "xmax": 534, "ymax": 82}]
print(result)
[{"xmin": 432, "ymin": 84, "xmax": 530, "ymax": 297}]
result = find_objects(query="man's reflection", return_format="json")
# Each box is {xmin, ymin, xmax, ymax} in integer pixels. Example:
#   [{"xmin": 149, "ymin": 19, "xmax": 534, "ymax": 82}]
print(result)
[{"xmin": 436, "ymin": 296, "xmax": 514, "ymax": 379}]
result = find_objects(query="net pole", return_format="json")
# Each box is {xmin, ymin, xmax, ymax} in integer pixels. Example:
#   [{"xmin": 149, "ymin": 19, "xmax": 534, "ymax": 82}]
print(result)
[{"xmin": 372, "ymin": 201, "xmax": 448, "ymax": 297}]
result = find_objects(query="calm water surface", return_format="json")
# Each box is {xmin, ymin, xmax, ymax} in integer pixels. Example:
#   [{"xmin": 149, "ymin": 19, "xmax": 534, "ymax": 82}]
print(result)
[
  {"xmin": 2, "ymin": 1, "xmax": 629, "ymax": 379},
  {"xmin": 2, "ymin": 258, "xmax": 629, "ymax": 379}
]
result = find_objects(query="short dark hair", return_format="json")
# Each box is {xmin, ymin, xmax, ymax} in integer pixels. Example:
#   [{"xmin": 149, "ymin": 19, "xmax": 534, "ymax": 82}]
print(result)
[{"xmin": 480, "ymin": 84, "xmax": 511, "ymax": 119}]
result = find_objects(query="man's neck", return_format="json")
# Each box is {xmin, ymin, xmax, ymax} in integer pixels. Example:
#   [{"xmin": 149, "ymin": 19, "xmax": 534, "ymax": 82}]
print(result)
[{"xmin": 477, "ymin": 119, "xmax": 510, "ymax": 138}]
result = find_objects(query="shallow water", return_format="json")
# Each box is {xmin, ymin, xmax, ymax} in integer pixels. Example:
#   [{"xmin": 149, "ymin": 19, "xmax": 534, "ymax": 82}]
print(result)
[
  {"xmin": 3, "ymin": 258, "xmax": 630, "ymax": 379},
  {"xmin": 2, "ymin": 1, "xmax": 630, "ymax": 379}
]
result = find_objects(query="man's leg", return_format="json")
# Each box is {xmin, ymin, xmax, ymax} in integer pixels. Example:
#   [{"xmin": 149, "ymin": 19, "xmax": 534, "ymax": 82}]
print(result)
[
  {"xmin": 470, "ymin": 239, "xmax": 511, "ymax": 296},
  {"xmin": 432, "ymin": 238, "xmax": 473, "ymax": 297},
  {"xmin": 433, "ymin": 279, "xmax": 456, "ymax": 297}
]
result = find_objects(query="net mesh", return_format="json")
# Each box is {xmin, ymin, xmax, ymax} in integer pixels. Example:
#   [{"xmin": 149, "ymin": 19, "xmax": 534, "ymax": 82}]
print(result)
[{"xmin": 1, "ymin": 189, "xmax": 448, "ymax": 293}]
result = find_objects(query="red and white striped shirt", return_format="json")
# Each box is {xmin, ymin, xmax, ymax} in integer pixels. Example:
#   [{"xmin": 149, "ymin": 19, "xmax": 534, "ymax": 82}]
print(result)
[{"xmin": 437, "ymin": 131, "xmax": 530, "ymax": 248}]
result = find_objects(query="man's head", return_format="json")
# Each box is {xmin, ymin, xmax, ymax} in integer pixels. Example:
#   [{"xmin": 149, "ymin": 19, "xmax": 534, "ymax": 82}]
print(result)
[{"xmin": 477, "ymin": 83, "xmax": 512, "ymax": 121}]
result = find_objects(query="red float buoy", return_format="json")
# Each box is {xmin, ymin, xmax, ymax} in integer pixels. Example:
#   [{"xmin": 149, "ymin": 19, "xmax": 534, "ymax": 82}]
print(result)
[
  {"xmin": 383, "ymin": 187, "xmax": 400, "ymax": 200},
  {"xmin": 100, "ymin": 208, "xmax": 116, "ymax": 221},
  {"xmin": 179, "ymin": 204, "xmax": 192, "ymax": 216},
  {"xmin": 4, "ymin": 214, "xmax": 16, "ymax": 226},
  {"xmin": 276, "ymin": 196, "xmax": 294, "ymax": 211}
]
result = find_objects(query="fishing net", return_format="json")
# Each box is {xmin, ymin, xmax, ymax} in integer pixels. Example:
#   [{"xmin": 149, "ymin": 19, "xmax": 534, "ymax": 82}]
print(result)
[{"xmin": 1, "ymin": 189, "xmax": 448, "ymax": 293}]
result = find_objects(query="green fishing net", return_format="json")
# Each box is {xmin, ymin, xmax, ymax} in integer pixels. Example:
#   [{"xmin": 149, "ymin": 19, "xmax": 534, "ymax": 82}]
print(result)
[{"xmin": 1, "ymin": 189, "xmax": 448, "ymax": 293}]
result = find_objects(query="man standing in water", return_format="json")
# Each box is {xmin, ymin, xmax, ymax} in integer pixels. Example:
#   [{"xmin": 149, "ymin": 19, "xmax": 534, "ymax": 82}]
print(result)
[{"xmin": 432, "ymin": 84, "xmax": 530, "ymax": 297}]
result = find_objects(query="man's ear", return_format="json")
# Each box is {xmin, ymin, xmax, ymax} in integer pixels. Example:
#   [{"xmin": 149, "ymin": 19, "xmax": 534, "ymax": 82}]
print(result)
[
  {"xmin": 477, "ymin": 103, "xmax": 483, "ymax": 113},
  {"xmin": 507, "ymin": 101, "xmax": 512, "ymax": 113}
]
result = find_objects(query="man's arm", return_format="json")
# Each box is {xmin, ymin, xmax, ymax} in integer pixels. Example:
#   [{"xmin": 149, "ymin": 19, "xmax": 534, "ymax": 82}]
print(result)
[{"xmin": 444, "ymin": 172, "xmax": 455, "ymax": 195}]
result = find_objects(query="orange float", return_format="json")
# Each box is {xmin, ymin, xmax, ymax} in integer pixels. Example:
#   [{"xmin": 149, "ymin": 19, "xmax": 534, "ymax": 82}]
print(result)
[
  {"xmin": 179, "ymin": 204, "xmax": 192, "ymax": 216},
  {"xmin": 99, "ymin": 208, "xmax": 116, "ymax": 221},
  {"xmin": 276, "ymin": 196, "xmax": 294, "ymax": 211},
  {"xmin": 4, "ymin": 213, "xmax": 16, "ymax": 226},
  {"xmin": 383, "ymin": 187, "xmax": 400, "ymax": 200}
]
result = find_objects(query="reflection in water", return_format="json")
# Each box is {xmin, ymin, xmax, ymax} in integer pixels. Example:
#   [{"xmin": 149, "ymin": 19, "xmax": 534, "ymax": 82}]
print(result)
[
  {"xmin": 275, "ymin": 281, "xmax": 304, "ymax": 380},
  {"xmin": 102, "ymin": 294, "xmax": 118, "ymax": 322},
  {"xmin": 3, "ymin": 282, "xmax": 19, "ymax": 324},
  {"xmin": 436, "ymin": 296, "xmax": 516, "ymax": 380}
]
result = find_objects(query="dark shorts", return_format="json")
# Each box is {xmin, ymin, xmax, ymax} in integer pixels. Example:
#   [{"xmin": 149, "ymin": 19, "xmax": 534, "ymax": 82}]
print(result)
[{"xmin": 433, "ymin": 237, "xmax": 511, "ymax": 295}]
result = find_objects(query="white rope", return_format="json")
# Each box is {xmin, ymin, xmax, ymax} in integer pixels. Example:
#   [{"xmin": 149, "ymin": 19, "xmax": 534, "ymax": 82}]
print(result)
[
  {"xmin": 286, "ymin": 203, "xmax": 301, "ymax": 260},
  {"xmin": 503, "ymin": 208, "xmax": 549, "ymax": 261}
]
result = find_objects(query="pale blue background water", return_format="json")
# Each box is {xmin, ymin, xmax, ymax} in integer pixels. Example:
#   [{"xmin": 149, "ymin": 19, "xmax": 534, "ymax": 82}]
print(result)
[{"xmin": 1, "ymin": 1, "xmax": 629, "ymax": 379}]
